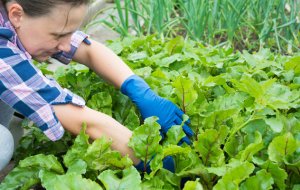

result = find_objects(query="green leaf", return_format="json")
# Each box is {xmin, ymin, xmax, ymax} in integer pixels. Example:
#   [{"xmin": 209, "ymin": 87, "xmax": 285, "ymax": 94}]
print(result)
[
  {"xmin": 265, "ymin": 117, "xmax": 284, "ymax": 133},
  {"xmin": 241, "ymin": 119, "xmax": 274, "ymax": 146},
  {"xmin": 159, "ymin": 54, "xmax": 183, "ymax": 67},
  {"xmin": 176, "ymin": 151, "xmax": 204, "ymax": 176},
  {"xmin": 237, "ymin": 131, "xmax": 264, "ymax": 162},
  {"xmin": 172, "ymin": 76, "xmax": 198, "ymax": 112},
  {"xmin": 107, "ymin": 40, "xmax": 124, "ymax": 55},
  {"xmin": 293, "ymin": 184, "xmax": 300, "ymax": 190},
  {"xmin": 127, "ymin": 51, "xmax": 148, "ymax": 61},
  {"xmin": 284, "ymin": 56, "xmax": 300, "ymax": 75},
  {"xmin": 240, "ymin": 170, "xmax": 274, "ymax": 190},
  {"xmin": 163, "ymin": 145, "xmax": 191, "ymax": 157},
  {"xmin": 84, "ymin": 136, "xmax": 132, "ymax": 171},
  {"xmin": 72, "ymin": 63, "xmax": 89, "ymax": 73},
  {"xmin": 0, "ymin": 167, "xmax": 40, "ymax": 190},
  {"xmin": 207, "ymin": 165, "xmax": 227, "ymax": 176},
  {"xmin": 121, "ymin": 109, "xmax": 140, "ymax": 131},
  {"xmin": 112, "ymin": 94, "xmax": 140, "ymax": 131},
  {"xmin": 214, "ymin": 178, "xmax": 239, "ymax": 190},
  {"xmin": 63, "ymin": 126, "xmax": 132, "ymax": 173},
  {"xmin": 203, "ymin": 75, "xmax": 226, "ymax": 87},
  {"xmin": 87, "ymin": 92, "xmax": 112, "ymax": 116},
  {"xmin": 91, "ymin": 151, "xmax": 133, "ymax": 171},
  {"xmin": 19, "ymin": 154, "xmax": 64, "ymax": 174},
  {"xmin": 261, "ymin": 161, "xmax": 288, "ymax": 190},
  {"xmin": 85, "ymin": 136, "xmax": 112, "ymax": 162},
  {"xmin": 165, "ymin": 36, "xmax": 184, "ymax": 55},
  {"xmin": 141, "ymin": 176, "xmax": 172, "ymax": 190},
  {"xmin": 67, "ymin": 159, "xmax": 87, "ymax": 175},
  {"xmin": 39, "ymin": 170, "xmax": 102, "ymax": 190},
  {"xmin": 150, "ymin": 169, "xmax": 181, "ymax": 187},
  {"xmin": 265, "ymin": 83, "xmax": 295, "ymax": 109},
  {"xmin": 224, "ymin": 134, "xmax": 243, "ymax": 158},
  {"xmin": 98, "ymin": 166, "xmax": 141, "ymax": 190},
  {"xmin": 213, "ymin": 160, "xmax": 255, "ymax": 190},
  {"xmin": 64, "ymin": 124, "xmax": 89, "ymax": 167},
  {"xmin": 232, "ymin": 76, "xmax": 264, "ymax": 100},
  {"xmin": 205, "ymin": 92, "xmax": 247, "ymax": 113},
  {"xmin": 128, "ymin": 117, "xmax": 162, "ymax": 161},
  {"xmin": 183, "ymin": 179, "xmax": 204, "ymax": 190},
  {"xmin": 84, "ymin": 137, "xmax": 113, "ymax": 168},
  {"xmin": 149, "ymin": 152, "xmax": 164, "ymax": 176},
  {"xmin": 164, "ymin": 125, "xmax": 186, "ymax": 145},
  {"xmin": 268, "ymin": 133, "xmax": 297, "ymax": 163},
  {"xmin": 194, "ymin": 127, "xmax": 228, "ymax": 166},
  {"xmin": 134, "ymin": 67, "xmax": 152, "ymax": 78},
  {"xmin": 232, "ymin": 76, "xmax": 276, "ymax": 107}
]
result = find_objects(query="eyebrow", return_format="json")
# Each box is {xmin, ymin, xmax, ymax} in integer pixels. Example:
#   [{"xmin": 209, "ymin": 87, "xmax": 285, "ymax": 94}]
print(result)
[{"xmin": 51, "ymin": 31, "xmax": 75, "ymax": 37}]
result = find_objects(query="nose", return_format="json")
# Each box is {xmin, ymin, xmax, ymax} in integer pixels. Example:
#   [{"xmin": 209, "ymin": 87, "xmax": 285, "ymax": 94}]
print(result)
[{"xmin": 57, "ymin": 35, "xmax": 72, "ymax": 53}]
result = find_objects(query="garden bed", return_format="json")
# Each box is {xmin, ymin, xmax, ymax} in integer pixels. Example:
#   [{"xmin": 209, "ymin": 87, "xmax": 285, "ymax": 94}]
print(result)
[{"xmin": 1, "ymin": 35, "xmax": 299, "ymax": 189}]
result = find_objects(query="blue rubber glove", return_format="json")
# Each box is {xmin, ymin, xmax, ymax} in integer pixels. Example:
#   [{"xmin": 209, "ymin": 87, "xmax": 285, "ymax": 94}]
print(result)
[
  {"xmin": 121, "ymin": 75, "xmax": 194, "ymax": 144},
  {"xmin": 135, "ymin": 156, "xmax": 175, "ymax": 173}
]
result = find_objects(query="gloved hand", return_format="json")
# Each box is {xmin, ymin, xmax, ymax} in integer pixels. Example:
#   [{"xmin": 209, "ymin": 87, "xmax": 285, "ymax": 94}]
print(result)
[
  {"xmin": 135, "ymin": 156, "xmax": 175, "ymax": 173},
  {"xmin": 121, "ymin": 75, "xmax": 194, "ymax": 144}
]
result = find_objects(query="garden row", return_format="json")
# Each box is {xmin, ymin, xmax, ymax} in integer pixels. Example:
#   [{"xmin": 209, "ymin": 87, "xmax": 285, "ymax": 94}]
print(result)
[{"xmin": 1, "ymin": 36, "xmax": 299, "ymax": 189}]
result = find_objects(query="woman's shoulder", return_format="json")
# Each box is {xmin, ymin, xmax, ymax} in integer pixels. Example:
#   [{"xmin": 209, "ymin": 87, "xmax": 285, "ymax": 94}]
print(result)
[
  {"xmin": 0, "ymin": 27, "xmax": 14, "ymax": 41},
  {"xmin": 0, "ymin": 27, "xmax": 31, "ymax": 61},
  {"xmin": 0, "ymin": 37, "xmax": 28, "ymax": 63}
]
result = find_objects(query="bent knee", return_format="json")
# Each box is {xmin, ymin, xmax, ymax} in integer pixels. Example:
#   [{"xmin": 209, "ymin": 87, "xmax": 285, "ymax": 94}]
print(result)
[{"xmin": 0, "ymin": 124, "xmax": 14, "ymax": 171}]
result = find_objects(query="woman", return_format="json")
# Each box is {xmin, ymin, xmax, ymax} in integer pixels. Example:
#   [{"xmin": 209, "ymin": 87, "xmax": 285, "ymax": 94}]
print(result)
[{"xmin": 0, "ymin": 0, "xmax": 193, "ymax": 172}]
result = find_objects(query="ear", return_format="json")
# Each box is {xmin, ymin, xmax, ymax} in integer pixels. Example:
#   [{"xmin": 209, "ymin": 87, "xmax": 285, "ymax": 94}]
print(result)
[{"xmin": 6, "ymin": 3, "xmax": 25, "ymax": 29}]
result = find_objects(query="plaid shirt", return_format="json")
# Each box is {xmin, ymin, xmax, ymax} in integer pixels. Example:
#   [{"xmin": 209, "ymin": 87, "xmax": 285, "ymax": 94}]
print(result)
[{"xmin": 0, "ymin": 2, "xmax": 90, "ymax": 141}]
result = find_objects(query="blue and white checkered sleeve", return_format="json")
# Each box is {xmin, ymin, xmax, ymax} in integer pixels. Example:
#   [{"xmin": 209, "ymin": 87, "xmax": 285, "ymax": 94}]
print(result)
[
  {"xmin": 52, "ymin": 31, "xmax": 91, "ymax": 64},
  {"xmin": 0, "ymin": 45, "xmax": 85, "ymax": 141}
]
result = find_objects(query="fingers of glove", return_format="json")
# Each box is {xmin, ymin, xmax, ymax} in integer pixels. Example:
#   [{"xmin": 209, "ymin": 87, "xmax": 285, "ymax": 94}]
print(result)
[
  {"xmin": 164, "ymin": 117, "xmax": 194, "ymax": 137},
  {"xmin": 183, "ymin": 123, "xmax": 194, "ymax": 137},
  {"xmin": 186, "ymin": 118, "xmax": 191, "ymax": 125},
  {"xmin": 174, "ymin": 116, "xmax": 183, "ymax": 125},
  {"xmin": 172, "ymin": 117, "xmax": 194, "ymax": 137},
  {"xmin": 135, "ymin": 160, "xmax": 151, "ymax": 173},
  {"xmin": 178, "ymin": 136, "xmax": 191, "ymax": 145},
  {"xmin": 175, "ymin": 108, "xmax": 191, "ymax": 125},
  {"xmin": 175, "ymin": 108, "xmax": 185, "ymax": 118},
  {"xmin": 163, "ymin": 156, "xmax": 175, "ymax": 173},
  {"xmin": 161, "ymin": 121, "xmax": 174, "ymax": 134},
  {"xmin": 159, "ymin": 130, "xmax": 165, "ymax": 139}
]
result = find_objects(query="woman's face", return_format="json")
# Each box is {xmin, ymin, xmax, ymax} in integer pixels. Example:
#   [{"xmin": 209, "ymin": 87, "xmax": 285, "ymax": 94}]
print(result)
[{"xmin": 9, "ymin": 3, "xmax": 87, "ymax": 61}]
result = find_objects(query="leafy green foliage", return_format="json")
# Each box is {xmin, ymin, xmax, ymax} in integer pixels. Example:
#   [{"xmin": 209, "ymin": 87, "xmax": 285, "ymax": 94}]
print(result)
[
  {"xmin": 98, "ymin": 166, "xmax": 141, "ymax": 190},
  {"xmin": 3, "ymin": 36, "xmax": 300, "ymax": 189},
  {"xmin": 64, "ymin": 125, "xmax": 133, "ymax": 172},
  {"xmin": 13, "ymin": 120, "xmax": 74, "ymax": 163},
  {"xmin": 0, "ymin": 126, "xmax": 132, "ymax": 190},
  {"xmin": 39, "ymin": 170, "xmax": 103, "ymax": 190},
  {"xmin": 183, "ymin": 179, "xmax": 203, "ymax": 190},
  {"xmin": 128, "ymin": 117, "xmax": 162, "ymax": 162}
]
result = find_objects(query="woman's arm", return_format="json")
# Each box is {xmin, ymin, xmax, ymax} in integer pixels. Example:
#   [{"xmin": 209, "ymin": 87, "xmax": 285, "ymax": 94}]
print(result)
[
  {"xmin": 73, "ymin": 39, "xmax": 134, "ymax": 88},
  {"xmin": 73, "ymin": 37, "xmax": 194, "ymax": 145},
  {"xmin": 53, "ymin": 104, "xmax": 140, "ymax": 165}
]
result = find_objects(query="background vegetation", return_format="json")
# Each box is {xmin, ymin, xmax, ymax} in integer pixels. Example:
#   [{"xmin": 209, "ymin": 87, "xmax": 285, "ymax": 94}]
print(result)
[{"xmin": 86, "ymin": 0, "xmax": 300, "ymax": 54}]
